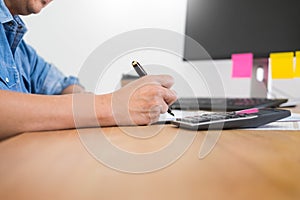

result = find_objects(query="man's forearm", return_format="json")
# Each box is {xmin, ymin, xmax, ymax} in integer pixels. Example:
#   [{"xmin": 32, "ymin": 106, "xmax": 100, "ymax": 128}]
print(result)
[{"xmin": 0, "ymin": 90, "xmax": 112, "ymax": 140}]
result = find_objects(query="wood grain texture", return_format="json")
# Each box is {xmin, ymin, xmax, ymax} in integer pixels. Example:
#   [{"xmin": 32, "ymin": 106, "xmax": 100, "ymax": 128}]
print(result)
[{"xmin": 0, "ymin": 107, "xmax": 299, "ymax": 200}]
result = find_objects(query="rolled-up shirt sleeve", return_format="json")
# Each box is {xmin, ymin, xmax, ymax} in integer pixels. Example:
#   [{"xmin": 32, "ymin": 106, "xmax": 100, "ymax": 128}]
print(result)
[
  {"xmin": 41, "ymin": 64, "xmax": 80, "ymax": 95},
  {"xmin": 24, "ymin": 44, "xmax": 81, "ymax": 95}
]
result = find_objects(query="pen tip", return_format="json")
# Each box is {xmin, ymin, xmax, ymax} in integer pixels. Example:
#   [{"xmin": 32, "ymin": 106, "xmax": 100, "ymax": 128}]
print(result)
[{"xmin": 168, "ymin": 111, "xmax": 175, "ymax": 116}]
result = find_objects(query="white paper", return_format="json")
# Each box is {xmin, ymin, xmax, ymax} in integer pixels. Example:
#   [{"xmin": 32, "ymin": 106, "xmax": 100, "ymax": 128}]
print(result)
[
  {"xmin": 158, "ymin": 110, "xmax": 206, "ymax": 122},
  {"xmin": 245, "ymin": 121, "xmax": 300, "ymax": 131}
]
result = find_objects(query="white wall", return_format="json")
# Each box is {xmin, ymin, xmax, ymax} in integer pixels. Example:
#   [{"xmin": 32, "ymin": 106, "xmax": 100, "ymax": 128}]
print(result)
[
  {"xmin": 22, "ymin": 0, "xmax": 252, "ymax": 97},
  {"xmin": 23, "ymin": 0, "xmax": 187, "ymax": 76}
]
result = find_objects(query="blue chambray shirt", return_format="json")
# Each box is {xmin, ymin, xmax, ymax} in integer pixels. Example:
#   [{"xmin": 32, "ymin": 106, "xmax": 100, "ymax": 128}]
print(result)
[{"xmin": 0, "ymin": 0, "xmax": 80, "ymax": 94}]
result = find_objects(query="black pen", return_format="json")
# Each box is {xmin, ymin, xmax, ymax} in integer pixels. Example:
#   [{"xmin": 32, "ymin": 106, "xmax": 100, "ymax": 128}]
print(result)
[{"xmin": 131, "ymin": 61, "xmax": 175, "ymax": 116}]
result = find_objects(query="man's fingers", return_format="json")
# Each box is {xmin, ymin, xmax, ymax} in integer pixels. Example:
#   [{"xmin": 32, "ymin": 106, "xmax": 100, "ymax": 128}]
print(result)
[
  {"xmin": 154, "ymin": 75, "xmax": 175, "ymax": 89},
  {"xmin": 139, "ymin": 75, "xmax": 175, "ymax": 89},
  {"xmin": 155, "ymin": 87, "xmax": 177, "ymax": 105},
  {"xmin": 151, "ymin": 88, "xmax": 177, "ymax": 113},
  {"xmin": 164, "ymin": 89, "xmax": 177, "ymax": 105}
]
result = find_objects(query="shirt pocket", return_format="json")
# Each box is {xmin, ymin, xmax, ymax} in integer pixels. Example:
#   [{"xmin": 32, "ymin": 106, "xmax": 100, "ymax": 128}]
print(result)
[{"xmin": 0, "ymin": 65, "xmax": 18, "ymax": 89}]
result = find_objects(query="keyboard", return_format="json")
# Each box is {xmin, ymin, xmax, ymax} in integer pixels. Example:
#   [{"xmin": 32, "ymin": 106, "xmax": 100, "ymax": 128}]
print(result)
[
  {"xmin": 171, "ymin": 108, "xmax": 291, "ymax": 130},
  {"xmin": 170, "ymin": 97, "xmax": 288, "ymax": 111}
]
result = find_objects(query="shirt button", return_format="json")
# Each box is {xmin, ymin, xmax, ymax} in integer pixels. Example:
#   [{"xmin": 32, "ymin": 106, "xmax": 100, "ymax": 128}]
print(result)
[{"xmin": 5, "ymin": 77, "xmax": 9, "ymax": 83}]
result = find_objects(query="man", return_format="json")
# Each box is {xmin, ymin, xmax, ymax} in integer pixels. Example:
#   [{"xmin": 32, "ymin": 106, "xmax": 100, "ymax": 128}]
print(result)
[{"xmin": 0, "ymin": 0, "xmax": 177, "ymax": 139}]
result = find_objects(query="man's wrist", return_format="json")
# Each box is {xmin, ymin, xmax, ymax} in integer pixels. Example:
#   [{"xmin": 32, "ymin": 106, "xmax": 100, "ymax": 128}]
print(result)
[{"xmin": 95, "ymin": 93, "xmax": 116, "ymax": 126}]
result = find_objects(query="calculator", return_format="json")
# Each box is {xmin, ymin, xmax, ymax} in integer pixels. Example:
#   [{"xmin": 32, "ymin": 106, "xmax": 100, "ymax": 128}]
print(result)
[{"xmin": 171, "ymin": 108, "xmax": 291, "ymax": 130}]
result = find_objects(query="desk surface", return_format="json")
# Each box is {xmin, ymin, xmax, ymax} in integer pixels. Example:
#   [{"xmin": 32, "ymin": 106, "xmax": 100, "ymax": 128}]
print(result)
[{"xmin": 0, "ymin": 107, "xmax": 300, "ymax": 200}]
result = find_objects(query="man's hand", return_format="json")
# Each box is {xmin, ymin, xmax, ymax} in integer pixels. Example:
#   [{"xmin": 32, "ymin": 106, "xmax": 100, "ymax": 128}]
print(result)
[{"xmin": 110, "ymin": 75, "xmax": 177, "ymax": 125}]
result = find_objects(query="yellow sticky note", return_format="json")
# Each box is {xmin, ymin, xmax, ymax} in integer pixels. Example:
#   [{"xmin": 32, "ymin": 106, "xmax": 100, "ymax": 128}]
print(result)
[
  {"xmin": 295, "ymin": 51, "xmax": 300, "ymax": 78},
  {"xmin": 270, "ymin": 52, "xmax": 294, "ymax": 79}
]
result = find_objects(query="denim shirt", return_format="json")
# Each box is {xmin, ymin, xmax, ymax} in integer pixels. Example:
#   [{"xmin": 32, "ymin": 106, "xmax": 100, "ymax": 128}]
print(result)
[{"xmin": 0, "ymin": 0, "xmax": 80, "ymax": 94}]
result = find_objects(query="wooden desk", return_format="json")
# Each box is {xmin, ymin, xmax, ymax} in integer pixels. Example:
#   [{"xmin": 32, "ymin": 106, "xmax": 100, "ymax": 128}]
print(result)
[{"xmin": 0, "ymin": 107, "xmax": 300, "ymax": 200}]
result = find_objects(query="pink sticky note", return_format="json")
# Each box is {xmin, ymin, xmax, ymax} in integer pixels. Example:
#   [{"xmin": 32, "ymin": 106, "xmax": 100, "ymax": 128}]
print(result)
[
  {"xmin": 231, "ymin": 53, "xmax": 253, "ymax": 78},
  {"xmin": 236, "ymin": 108, "xmax": 259, "ymax": 114}
]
